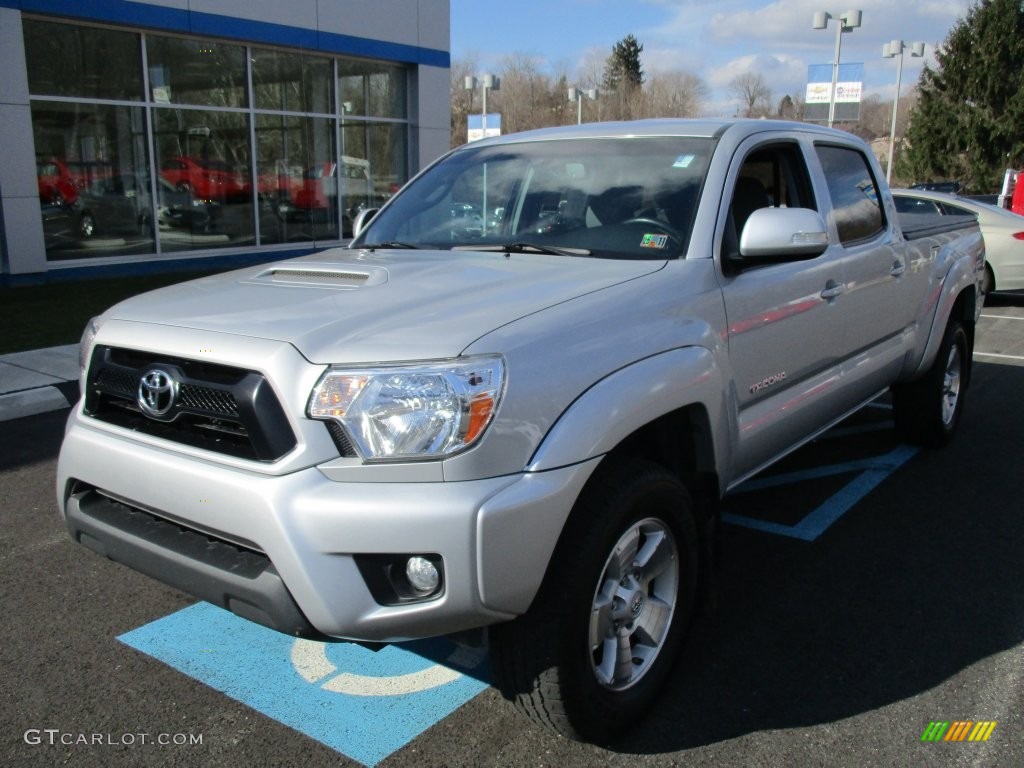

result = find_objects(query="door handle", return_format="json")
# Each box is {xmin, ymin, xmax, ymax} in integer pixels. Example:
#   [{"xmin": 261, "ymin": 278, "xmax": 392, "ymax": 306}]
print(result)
[
  {"xmin": 890, "ymin": 262, "xmax": 906, "ymax": 277},
  {"xmin": 820, "ymin": 281, "xmax": 844, "ymax": 299}
]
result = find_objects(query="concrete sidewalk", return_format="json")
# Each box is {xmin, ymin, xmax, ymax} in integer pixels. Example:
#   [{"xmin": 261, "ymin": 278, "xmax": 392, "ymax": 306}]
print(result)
[{"xmin": 0, "ymin": 344, "xmax": 80, "ymax": 422}]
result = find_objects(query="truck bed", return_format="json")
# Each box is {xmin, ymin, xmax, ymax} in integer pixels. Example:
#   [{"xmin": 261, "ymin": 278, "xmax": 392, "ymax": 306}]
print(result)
[{"xmin": 898, "ymin": 212, "xmax": 979, "ymax": 241}]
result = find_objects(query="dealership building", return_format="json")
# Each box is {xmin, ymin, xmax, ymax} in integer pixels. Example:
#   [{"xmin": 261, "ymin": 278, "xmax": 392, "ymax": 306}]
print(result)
[{"xmin": 0, "ymin": 0, "xmax": 451, "ymax": 278}]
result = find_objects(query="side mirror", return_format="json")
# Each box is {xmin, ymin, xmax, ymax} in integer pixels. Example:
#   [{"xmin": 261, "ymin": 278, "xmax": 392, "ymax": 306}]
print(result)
[
  {"xmin": 739, "ymin": 207, "xmax": 829, "ymax": 260},
  {"xmin": 351, "ymin": 207, "xmax": 379, "ymax": 239}
]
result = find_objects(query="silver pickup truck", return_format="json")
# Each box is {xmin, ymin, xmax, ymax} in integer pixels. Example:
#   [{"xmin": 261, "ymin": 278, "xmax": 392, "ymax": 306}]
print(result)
[{"xmin": 57, "ymin": 119, "xmax": 984, "ymax": 742}]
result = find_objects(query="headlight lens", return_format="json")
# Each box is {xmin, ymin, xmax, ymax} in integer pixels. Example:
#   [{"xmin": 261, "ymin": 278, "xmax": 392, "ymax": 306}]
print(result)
[{"xmin": 308, "ymin": 356, "xmax": 505, "ymax": 461}]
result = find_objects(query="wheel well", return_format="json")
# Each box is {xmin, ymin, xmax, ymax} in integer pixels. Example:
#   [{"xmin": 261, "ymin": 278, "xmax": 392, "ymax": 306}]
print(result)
[
  {"xmin": 602, "ymin": 404, "xmax": 716, "ymax": 490},
  {"xmin": 596, "ymin": 404, "xmax": 720, "ymax": 612},
  {"xmin": 950, "ymin": 285, "xmax": 976, "ymax": 386}
]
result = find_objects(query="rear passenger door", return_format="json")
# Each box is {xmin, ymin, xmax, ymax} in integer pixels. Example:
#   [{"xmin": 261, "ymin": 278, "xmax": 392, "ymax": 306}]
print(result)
[{"xmin": 813, "ymin": 143, "xmax": 917, "ymax": 397}]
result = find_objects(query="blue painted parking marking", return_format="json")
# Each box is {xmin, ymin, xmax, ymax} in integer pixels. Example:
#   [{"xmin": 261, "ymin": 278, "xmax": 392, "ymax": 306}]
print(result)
[
  {"xmin": 723, "ymin": 443, "xmax": 919, "ymax": 541},
  {"xmin": 119, "ymin": 602, "xmax": 489, "ymax": 766}
]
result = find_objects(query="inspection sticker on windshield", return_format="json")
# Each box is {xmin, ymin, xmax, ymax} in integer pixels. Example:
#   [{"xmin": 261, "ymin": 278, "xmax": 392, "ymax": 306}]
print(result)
[
  {"xmin": 672, "ymin": 154, "xmax": 695, "ymax": 168},
  {"xmin": 641, "ymin": 233, "xmax": 669, "ymax": 249}
]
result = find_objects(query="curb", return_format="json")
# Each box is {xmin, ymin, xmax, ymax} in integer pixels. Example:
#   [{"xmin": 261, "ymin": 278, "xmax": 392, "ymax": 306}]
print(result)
[{"xmin": 0, "ymin": 345, "xmax": 80, "ymax": 423}]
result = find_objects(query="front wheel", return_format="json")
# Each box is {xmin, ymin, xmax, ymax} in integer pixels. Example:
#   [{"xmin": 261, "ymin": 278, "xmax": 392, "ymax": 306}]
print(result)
[
  {"xmin": 892, "ymin": 318, "xmax": 970, "ymax": 447},
  {"xmin": 490, "ymin": 459, "xmax": 698, "ymax": 742}
]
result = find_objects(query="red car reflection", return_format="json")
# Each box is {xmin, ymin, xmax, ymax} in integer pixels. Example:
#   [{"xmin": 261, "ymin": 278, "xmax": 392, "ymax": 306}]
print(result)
[
  {"xmin": 37, "ymin": 158, "xmax": 113, "ymax": 205},
  {"xmin": 160, "ymin": 156, "xmax": 250, "ymax": 201}
]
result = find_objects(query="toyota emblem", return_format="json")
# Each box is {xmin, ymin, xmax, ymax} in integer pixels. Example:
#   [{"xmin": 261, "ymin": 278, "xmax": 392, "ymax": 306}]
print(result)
[{"xmin": 137, "ymin": 368, "xmax": 178, "ymax": 418}]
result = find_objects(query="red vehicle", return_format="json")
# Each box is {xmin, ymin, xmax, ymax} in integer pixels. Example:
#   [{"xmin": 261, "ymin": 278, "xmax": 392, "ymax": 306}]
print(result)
[
  {"xmin": 37, "ymin": 158, "xmax": 113, "ymax": 205},
  {"xmin": 160, "ymin": 156, "xmax": 250, "ymax": 201}
]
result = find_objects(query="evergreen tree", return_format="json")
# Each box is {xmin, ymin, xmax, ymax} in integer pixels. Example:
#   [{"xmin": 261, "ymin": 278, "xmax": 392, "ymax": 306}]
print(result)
[
  {"xmin": 902, "ymin": 0, "xmax": 1024, "ymax": 191},
  {"xmin": 603, "ymin": 34, "xmax": 645, "ymax": 94}
]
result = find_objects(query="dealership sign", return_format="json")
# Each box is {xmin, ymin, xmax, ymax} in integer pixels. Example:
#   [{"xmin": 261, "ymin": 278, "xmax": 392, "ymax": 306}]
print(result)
[
  {"xmin": 805, "ymin": 63, "xmax": 863, "ymax": 122},
  {"xmin": 467, "ymin": 114, "xmax": 501, "ymax": 142}
]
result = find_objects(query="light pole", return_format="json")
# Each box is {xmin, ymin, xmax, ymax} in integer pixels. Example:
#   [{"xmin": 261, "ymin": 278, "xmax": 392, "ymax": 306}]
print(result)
[
  {"xmin": 882, "ymin": 40, "xmax": 925, "ymax": 184},
  {"xmin": 567, "ymin": 87, "xmax": 599, "ymax": 124},
  {"xmin": 812, "ymin": 10, "xmax": 862, "ymax": 128},
  {"xmin": 464, "ymin": 74, "xmax": 500, "ymax": 140}
]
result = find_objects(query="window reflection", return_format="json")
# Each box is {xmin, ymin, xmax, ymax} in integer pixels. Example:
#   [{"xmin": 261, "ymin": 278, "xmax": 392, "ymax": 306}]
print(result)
[
  {"xmin": 24, "ymin": 19, "xmax": 142, "ymax": 101},
  {"xmin": 24, "ymin": 19, "xmax": 411, "ymax": 261},
  {"xmin": 342, "ymin": 122, "xmax": 407, "ymax": 210},
  {"xmin": 32, "ymin": 102, "xmax": 153, "ymax": 259},
  {"xmin": 153, "ymin": 109, "xmax": 254, "ymax": 251},
  {"xmin": 256, "ymin": 115, "xmax": 339, "ymax": 242},
  {"xmin": 147, "ymin": 36, "xmax": 248, "ymax": 108},
  {"xmin": 338, "ymin": 60, "xmax": 407, "ymax": 118},
  {"xmin": 253, "ymin": 49, "xmax": 333, "ymax": 114}
]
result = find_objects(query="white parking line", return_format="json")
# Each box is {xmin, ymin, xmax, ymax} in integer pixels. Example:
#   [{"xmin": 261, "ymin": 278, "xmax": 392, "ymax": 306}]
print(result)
[{"xmin": 981, "ymin": 313, "xmax": 1024, "ymax": 320}]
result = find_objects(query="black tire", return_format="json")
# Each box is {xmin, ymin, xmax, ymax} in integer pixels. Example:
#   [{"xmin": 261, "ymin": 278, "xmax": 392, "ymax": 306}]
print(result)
[
  {"xmin": 981, "ymin": 263, "xmax": 995, "ymax": 300},
  {"xmin": 892, "ymin": 318, "xmax": 970, "ymax": 447},
  {"xmin": 489, "ymin": 458, "xmax": 698, "ymax": 742}
]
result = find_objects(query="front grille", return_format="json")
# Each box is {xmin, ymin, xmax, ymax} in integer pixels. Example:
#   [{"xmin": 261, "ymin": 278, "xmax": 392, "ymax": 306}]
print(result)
[{"xmin": 83, "ymin": 345, "xmax": 296, "ymax": 462}]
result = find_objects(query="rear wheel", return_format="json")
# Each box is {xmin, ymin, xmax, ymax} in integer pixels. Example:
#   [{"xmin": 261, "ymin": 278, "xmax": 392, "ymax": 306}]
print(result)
[
  {"xmin": 981, "ymin": 263, "xmax": 995, "ymax": 300},
  {"xmin": 892, "ymin": 318, "xmax": 969, "ymax": 447},
  {"xmin": 490, "ymin": 459, "xmax": 698, "ymax": 742}
]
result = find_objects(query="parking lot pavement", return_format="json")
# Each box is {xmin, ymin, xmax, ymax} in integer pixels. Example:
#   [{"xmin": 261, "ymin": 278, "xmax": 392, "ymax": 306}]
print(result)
[
  {"xmin": 1, "ymin": 298, "xmax": 1022, "ymax": 767},
  {"xmin": 0, "ymin": 344, "xmax": 79, "ymax": 422}
]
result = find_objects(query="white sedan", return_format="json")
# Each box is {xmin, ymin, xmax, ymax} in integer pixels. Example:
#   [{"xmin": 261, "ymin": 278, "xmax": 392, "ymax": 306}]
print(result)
[{"xmin": 892, "ymin": 188, "xmax": 1024, "ymax": 296}]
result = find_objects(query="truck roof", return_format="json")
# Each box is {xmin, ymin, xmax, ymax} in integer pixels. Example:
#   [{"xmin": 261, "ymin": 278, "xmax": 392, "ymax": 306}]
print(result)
[{"xmin": 459, "ymin": 118, "xmax": 859, "ymax": 148}]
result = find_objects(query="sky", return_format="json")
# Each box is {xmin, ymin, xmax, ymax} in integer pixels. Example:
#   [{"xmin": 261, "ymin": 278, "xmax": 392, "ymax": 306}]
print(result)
[{"xmin": 450, "ymin": 0, "xmax": 976, "ymax": 117}]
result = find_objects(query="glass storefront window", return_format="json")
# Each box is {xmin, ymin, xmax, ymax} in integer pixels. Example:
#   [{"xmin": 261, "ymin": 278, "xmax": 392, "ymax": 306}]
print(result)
[
  {"xmin": 31, "ymin": 102, "xmax": 153, "ymax": 260},
  {"xmin": 147, "ymin": 36, "xmax": 248, "ymax": 108},
  {"xmin": 23, "ymin": 19, "xmax": 142, "ymax": 101},
  {"xmin": 153, "ymin": 109, "xmax": 254, "ymax": 252},
  {"xmin": 253, "ymin": 49, "xmax": 333, "ymax": 114},
  {"xmin": 256, "ymin": 115, "xmax": 339, "ymax": 242},
  {"xmin": 341, "ymin": 122, "xmax": 408, "ymax": 212},
  {"xmin": 23, "ymin": 18, "xmax": 411, "ymax": 262},
  {"xmin": 338, "ymin": 60, "xmax": 407, "ymax": 119}
]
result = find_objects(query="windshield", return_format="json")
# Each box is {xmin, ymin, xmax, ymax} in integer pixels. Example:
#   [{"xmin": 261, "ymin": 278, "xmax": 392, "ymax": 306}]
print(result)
[{"xmin": 354, "ymin": 136, "xmax": 714, "ymax": 259}]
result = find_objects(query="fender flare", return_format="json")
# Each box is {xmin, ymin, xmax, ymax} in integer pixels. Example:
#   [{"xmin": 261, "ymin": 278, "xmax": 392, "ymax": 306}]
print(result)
[
  {"xmin": 911, "ymin": 243, "xmax": 981, "ymax": 380},
  {"xmin": 527, "ymin": 346, "xmax": 728, "ymax": 476}
]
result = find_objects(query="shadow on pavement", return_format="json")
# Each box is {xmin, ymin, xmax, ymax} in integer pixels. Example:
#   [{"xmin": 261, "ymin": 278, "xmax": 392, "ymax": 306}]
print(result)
[{"xmin": 612, "ymin": 361, "xmax": 1023, "ymax": 754}]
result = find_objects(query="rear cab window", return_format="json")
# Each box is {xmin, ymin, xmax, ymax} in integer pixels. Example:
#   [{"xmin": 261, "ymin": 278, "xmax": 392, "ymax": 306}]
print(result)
[{"xmin": 814, "ymin": 144, "xmax": 886, "ymax": 245}]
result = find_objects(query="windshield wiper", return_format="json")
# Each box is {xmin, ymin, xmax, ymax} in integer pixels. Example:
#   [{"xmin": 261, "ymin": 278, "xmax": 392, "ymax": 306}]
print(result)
[
  {"xmin": 452, "ymin": 242, "xmax": 591, "ymax": 257},
  {"xmin": 360, "ymin": 241, "xmax": 420, "ymax": 250}
]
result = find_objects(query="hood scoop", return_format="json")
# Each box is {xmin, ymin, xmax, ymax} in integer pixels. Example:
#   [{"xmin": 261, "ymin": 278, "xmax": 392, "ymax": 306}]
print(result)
[{"xmin": 248, "ymin": 264, "xmax": 388, "ymax": 289}]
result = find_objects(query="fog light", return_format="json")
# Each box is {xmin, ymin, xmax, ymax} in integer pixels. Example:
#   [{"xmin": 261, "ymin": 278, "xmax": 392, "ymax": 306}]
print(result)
[{"xmin": 405, "ymin": 556, "xmax": 440, "ymax": 594}]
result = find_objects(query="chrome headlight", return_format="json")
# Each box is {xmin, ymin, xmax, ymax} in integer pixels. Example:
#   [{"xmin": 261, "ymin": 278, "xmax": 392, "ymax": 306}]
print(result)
[{"xmin": 308, "ymin": 356, "xmax": 505, "ymax": 462}]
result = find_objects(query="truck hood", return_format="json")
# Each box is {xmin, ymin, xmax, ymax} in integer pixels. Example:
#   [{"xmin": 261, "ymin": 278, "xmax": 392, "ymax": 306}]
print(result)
[{"xmin": 107, "ymin": 248, "xmax": 666, "ymax": 363}]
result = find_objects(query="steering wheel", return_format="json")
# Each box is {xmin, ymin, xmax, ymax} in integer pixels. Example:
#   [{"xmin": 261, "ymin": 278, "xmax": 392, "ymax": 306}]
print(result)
[{"xmin": 621, "ymin": 217, "xmax": 684, "ymax": 245}]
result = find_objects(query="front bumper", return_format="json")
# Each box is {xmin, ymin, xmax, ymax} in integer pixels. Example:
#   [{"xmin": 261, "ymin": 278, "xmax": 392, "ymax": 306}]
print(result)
[{"xmin": 57, "ymin": 414, "xmax": 597, "ymax": 642}]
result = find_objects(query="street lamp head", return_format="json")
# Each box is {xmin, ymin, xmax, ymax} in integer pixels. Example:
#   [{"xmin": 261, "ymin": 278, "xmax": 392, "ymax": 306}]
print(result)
[
  {"xmin": 464, "ymin": 76, "xmax": 477, "ymax": 91},
  {"xmin": 812, "ymin": 11, "xmax": 830, "ymax": 29},
  {"xmin": 586, "ymin": 88, "xmax": 599, "ymax": 100},
  {"xmin": 840, "ymin": 9, "xmax": 862, "ymax": 30},
  {"xmin": 911, "ymin": 42, "xmax": 926, "ymax": 57},
  {"xmin": 567, "ymin": 87, "xmax": 578, "ymax": 102}
]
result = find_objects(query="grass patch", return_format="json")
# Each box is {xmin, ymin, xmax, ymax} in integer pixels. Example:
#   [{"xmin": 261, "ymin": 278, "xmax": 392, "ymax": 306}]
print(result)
[{"xmin": 0, "ymin": 269, "xmax": 228, "ymax": 354}]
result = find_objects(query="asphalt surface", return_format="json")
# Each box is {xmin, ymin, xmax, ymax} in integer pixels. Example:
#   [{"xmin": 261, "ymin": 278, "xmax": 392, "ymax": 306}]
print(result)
[{"xmin": 2, "ymin": 296, "xmax": 1023, "ymax": 767}]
